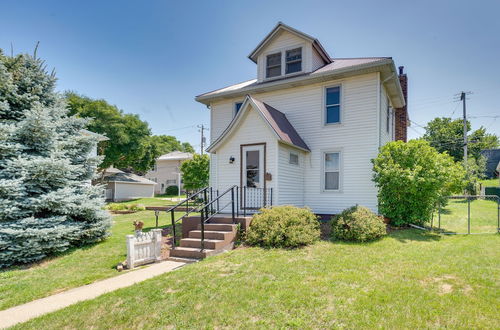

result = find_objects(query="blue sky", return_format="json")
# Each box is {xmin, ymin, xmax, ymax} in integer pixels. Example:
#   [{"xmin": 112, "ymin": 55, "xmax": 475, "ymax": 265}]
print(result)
[{"xmin": 1, "ymin": 0, "xmax": 499, "ymax": 150}]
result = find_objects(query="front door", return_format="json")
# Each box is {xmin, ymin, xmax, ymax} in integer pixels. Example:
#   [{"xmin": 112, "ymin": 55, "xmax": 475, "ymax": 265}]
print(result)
[{"xmin": 241, "ymin": 144, "xmax": 265, "ymax": 209}]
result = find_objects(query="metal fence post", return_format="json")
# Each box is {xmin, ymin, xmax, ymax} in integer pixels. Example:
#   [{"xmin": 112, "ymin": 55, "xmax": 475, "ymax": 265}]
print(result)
[
  {"xmin": 236, "ymin": 186, "xmax": 239, "ymax": 217},
  {"xmin": 497, "ymin": 196, "xmax": 499, "ymax": 234},
  {"xmin": 155, "ymin": 210, "xmax": 159, "ymax": 228},
  {"xmin": 243, "ymin": 186, "xmax": 247, "ymax": 217},
  {"xmin": 231, "ymin": 187, "xmax": 235, "ymax": 224},
  {"xmin": 467, "ymin": 197, "xmax": 471, "ymax": 234},
  {"xmin": 438, "ymin": 202, "xmax": 441, "ymax": 230},
  {"xmin": 200, "ymin": 207, "xmax": 205, "ymax": 251},
  {"xmin": 170, "ymin": 210, "xmax": 176, "ymax": 248}
]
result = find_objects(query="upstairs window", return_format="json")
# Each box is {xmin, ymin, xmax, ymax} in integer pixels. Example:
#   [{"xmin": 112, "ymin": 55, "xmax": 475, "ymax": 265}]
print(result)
[
  {"xmin": 285, "ymin": 48, "xmax": 302, "ymax": 74},
  {"xmin": 266, "ymin": 52, "xmax": 281, "ymax": 78},
  {"xmin": 325, "ymin": 86, "xmax": 341, "ymax": 124},
  {"xmin": 289, "ymin": 152, "xmax": 299, "ymax": 165},
  {"xmin": 234, "ymin": 102, "xmax": 243, "ymax": 116}
]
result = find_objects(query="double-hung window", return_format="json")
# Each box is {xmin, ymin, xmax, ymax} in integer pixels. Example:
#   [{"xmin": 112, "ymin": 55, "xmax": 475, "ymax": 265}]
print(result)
[
  {"xmin": 324, "ymin": 152, "xmax": 340, "ymax": 190},
  {"xmin": 285, "ymin": 48, "xmax": 302, "ymax": 74},
  {"xmin": 266, "ymin": 52, "xmax": 281, "ymax": 78},
  {"xmin": 289, "ymin": 152, "xmax": 299, "ymax": 165},
  {"xmin": 325, "ymin": 86, "xmax": 341, "ymax": 124}
]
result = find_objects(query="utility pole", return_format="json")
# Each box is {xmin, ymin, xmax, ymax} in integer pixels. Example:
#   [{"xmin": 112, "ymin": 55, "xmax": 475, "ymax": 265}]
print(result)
[
  {"xmin": 459, "ymin": 91, "xmax": 472, "ymax": 171},
  {"xmin": 461, "ymin": 92, "xmax": 467, "ymax": 171},
  {"xmin": 198, "ymin": 124, "xmax": 208, "ymax": 155}
]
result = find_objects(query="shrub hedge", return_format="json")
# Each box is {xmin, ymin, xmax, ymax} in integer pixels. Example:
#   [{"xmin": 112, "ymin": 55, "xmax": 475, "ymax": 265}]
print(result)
[
  {"xmin": 331, "ymin": 205, "xmax": 386, "ymax": 242},
  {"xmin": 245, "ymin": 206, "xmax": 320, "ymax": 248},
  {"xmin": 165, "ymin": 185, "xmax": 179, "ymax": 195}
]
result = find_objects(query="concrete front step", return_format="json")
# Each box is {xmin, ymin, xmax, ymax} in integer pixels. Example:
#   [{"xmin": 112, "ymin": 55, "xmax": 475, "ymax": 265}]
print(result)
[
  {"xmin": 180, "ymin": 238, "xmax": 226, "ymax": 250},
  {"xmin": 197, "ymin": 223, "xmax": 237, "ymax": 232},
  {"xmin": 169, "ymin": 247, "xmax": 217, "ymax": 259},
  {"xmin": 189, "ymin": 230, "xmax": 232, "ymax": 240}
]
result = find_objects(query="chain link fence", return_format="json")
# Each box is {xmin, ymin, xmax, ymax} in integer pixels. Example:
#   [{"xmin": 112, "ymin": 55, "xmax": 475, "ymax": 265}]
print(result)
[{"xmin": 426, "ymin": 195, "xmax": 500, "ymax": 234}]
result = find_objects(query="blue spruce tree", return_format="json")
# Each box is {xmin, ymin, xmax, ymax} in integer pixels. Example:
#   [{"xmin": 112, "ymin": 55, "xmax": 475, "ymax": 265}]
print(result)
[{"xmin": 0, "ymin": 49, "xmax": 111, "ymax": 268}]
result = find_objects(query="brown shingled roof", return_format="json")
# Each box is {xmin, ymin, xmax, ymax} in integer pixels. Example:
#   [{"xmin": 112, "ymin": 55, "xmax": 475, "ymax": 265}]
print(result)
[{"xmin": 249, "ymin": 96, "xmax": 310, "ymax": 151}]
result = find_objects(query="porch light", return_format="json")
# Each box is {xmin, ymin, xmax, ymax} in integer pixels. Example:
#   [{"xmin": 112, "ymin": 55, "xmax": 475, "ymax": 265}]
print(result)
[{"xmin": 229, "ymin": 156, "xmax": 235, "ymax": 164}]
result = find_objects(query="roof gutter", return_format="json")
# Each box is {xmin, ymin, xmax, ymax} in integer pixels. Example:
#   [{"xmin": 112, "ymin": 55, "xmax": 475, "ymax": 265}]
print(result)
[{"xmin": 196, "ymin": 59, "xmax": 402, "ymax": 105}]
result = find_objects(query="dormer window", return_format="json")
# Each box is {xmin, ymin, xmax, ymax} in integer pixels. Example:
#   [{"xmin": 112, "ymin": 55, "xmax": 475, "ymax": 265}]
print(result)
[
  {"xmin": 266, "ymin": 52, "xmax": 281, "ymax": 78},
  {"xmin": 285, "ymin": 48, "xmax": 302, "ymax": 74},
  {"xmin": 234, "ymin": 102, "xmax": 243, "ymax": 117}
]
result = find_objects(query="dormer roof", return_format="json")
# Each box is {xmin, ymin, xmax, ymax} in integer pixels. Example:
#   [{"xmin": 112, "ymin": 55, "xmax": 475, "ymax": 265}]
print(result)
[{"xmin": 248, "ymin": 22, "xmax": 332, "ymax": 64}]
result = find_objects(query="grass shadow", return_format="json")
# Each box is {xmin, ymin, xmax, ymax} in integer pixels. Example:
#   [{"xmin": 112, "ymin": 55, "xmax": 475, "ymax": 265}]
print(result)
[{"xmin": 390, "ymin": 228, "xmax": 442, "ymax": 243}]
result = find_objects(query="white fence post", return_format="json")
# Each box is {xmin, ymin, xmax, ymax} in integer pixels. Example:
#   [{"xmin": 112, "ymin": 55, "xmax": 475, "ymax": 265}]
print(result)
[
  {"xmin": 126, "ymin": 234, "xmax": 136, "ymax": 269},
  {"xmin": 152, "ymin": 228, "xmax": 163, "ymax": 261}
]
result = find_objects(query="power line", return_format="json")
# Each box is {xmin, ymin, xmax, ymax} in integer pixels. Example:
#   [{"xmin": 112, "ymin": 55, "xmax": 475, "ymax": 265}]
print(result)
[{"xmin": 162, "ymin": 125, "xmax": 197, "ymax": 132}]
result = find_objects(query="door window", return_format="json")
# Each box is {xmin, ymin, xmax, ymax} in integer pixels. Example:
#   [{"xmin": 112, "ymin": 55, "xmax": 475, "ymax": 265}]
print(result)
[{"xmin": 246, "ymin": 150, "xmax": 260, "ymax": 187}]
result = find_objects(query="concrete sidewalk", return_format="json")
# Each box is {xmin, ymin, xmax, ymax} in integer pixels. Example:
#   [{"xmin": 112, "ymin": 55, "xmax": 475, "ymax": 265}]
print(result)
[{"xmin": 0, "ymin": 260, "xmax": 186, "ymax": 329}]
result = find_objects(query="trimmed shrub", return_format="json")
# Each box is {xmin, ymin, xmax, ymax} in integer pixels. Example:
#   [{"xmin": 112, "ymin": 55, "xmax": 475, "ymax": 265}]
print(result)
[
  {"xmin": 165, "ymin": 185, "xmax": 179, "ymax": 196},
  {"xmin": 106, "ymin": 203, "xmax": 145, "ymax": 212},
  {"xmin": 372, "ymin": 140, "xmax": 465, "ymax": 226},
  {"xmin": 331, "ymin": 205, "xmax": 386, "ymax": 242},
  {"xmin": 246, "ymin": 206, "xmax": 320, "ymax": 248}
]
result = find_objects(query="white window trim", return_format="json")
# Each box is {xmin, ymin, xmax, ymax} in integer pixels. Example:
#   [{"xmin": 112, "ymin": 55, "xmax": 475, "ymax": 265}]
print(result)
[
  {"xmin": 321, "ymin": 150, "xmax": 343, "ymax": 193},
  {"xmin": 323, "ymin": 84, "xmax": 343, "ymax": 126},
  {"xmin": 263, "ymin": 43, "xmax": 306, "ymax": 82},
  {"xmin": 289, "ymin": 152, "xmax": 299, "ymax": 165}
]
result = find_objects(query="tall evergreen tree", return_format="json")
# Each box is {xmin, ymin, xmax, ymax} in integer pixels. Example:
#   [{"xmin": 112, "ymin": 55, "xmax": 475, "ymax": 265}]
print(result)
[{"xmin": 0, "ymin": 50, "xmax": 111, "ymax": 268}]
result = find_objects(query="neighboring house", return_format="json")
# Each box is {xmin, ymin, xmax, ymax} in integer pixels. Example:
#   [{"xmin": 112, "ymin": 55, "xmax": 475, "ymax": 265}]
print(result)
[
  {"xmin": 80, "ymin": 129, "xmax": 108, "ymax": 157},
  {"xmin": 480, "ymin": 148, "xmax": 500, "ymax": 178},
  {"xmin": 145, "ymin": 151, "xmax": 193, "ymax": 194},
  {"xmin": 103, "ymin": 167, "xmax": 156, "ymax": 202},
  {"xmin": 195, "ymin": 22, "xmax": 408, "ymax": 215}
]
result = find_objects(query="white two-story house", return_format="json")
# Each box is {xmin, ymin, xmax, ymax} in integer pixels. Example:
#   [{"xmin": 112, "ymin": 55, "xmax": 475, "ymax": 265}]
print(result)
[{"xmin": 195, "ymin": 22, "xmax": 408, "ymax": 215}]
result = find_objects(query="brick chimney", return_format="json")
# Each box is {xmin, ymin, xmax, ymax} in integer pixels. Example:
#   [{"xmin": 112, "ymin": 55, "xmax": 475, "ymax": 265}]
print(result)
[{"xmin": 394, "ymin": 66, "xmax": 408, "ymax": 142}]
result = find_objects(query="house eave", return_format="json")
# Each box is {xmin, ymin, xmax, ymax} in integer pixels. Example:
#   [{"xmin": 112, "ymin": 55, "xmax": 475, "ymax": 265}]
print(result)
[{"xmin": 196, "ymin": 58, "xmax": 405, "ymax": 108}]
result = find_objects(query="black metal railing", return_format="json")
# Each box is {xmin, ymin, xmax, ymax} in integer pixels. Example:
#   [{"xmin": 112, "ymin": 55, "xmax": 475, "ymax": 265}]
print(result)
[
  {"xmin": 240, "ymin": 187, "xmax": 273, "ymax": 216},
  {"xmin": 196, "ymin": 185, "xmax": 238, "ymax": 250},
  {"xmin": 161, "ymin": 187, "xmax": 210, "ymax": 248},
  {"xmin": 153, "ymin": 185, "xmax": 273, "ymax": 250}
]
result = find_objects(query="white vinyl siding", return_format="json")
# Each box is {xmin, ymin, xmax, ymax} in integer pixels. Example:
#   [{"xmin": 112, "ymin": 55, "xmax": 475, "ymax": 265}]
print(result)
[
  {"xmin": 312, "ymin": 48, "xmax": 326, "ymax": 71},
  {"xmin": 214, "ymin": 106, "xmax": 278, "ymax": 208},
  {"xmin": 209, "ymin": 72, "xmax": 380, "ymax": 213},
  {"xmin": 112, "ymin": 182, "xmax": 155, "ymax": 201},
  {"xmin": 277, "ymin": 144, "xmax": 304, "ymax": 206}
]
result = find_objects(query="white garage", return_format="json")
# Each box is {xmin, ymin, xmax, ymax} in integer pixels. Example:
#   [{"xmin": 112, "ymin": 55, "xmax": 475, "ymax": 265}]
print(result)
[{"xmin": 103, "ymin": 168, "xmax": 156, "ymax": 202}]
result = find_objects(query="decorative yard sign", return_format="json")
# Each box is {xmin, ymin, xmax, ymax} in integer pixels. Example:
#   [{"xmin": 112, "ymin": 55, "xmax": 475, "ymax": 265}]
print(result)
[{"xmin": 126, "ymin": 229, "xmax": 162, "ymax": 269}]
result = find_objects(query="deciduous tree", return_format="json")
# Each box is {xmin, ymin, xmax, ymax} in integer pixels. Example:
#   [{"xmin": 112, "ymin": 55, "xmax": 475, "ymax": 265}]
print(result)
[{"xmin": 180, "ymin": 154, "xmax": 209, "ymax": 191}]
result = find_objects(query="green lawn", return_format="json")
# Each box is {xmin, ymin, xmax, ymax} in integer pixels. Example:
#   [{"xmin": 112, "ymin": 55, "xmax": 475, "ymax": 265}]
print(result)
[
  {"xmin": 480, "ymin": 178, "xmax": 499, "ymax": 187},
  {"xmin": 429, "ymin": 198, "xmax": 499, "ymax": 234},
  {"xmin": 12, "ymin": 230, "xmax": 500, "ymax": 329},
  {"xmin": 111, "ymin": 195, "xmax": 187, "ymax": 207},
  {"xmin": 0, "ymin": 209, "xmax": 183, "ymax": 311}
]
